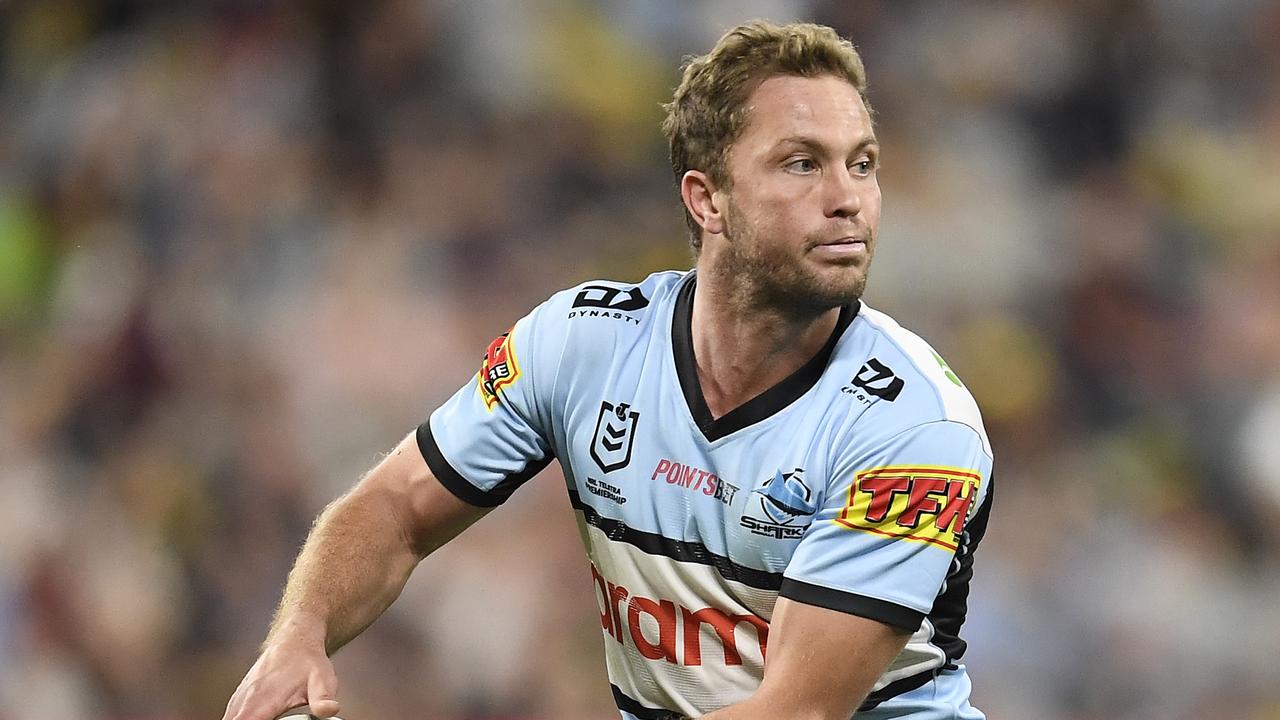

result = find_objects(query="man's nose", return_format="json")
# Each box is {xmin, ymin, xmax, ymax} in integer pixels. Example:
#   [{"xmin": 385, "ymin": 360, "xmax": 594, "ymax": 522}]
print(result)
[{"xmin": 824, "ymin": 167, "xmax": 863, "ymax": 218}]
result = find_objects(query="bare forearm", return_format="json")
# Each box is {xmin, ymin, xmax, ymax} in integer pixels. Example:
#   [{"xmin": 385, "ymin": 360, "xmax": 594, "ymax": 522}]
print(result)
[
  {"xmin": 267, "ymin": 485, "xmax": 420, "ymax": 654},
  {"xmin": 225, "ymin": 435, "xmax": 486, "ymax": 720},
  {"xmin": 694, "ymin": 599, "xmax": 911, "ymax": 720},
  {"xmin": 697, "ymin": 693, "xmax": 829, "ymax": 720},
  {"xmin": 696, "ymin": 681, "xmax": 870, "ymax": 720}
]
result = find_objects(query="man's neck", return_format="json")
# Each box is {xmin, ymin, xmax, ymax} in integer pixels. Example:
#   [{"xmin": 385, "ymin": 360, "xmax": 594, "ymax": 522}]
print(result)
[{"xmin": 690, "ymin": 273, "xmax": 842, "ymax": 420}]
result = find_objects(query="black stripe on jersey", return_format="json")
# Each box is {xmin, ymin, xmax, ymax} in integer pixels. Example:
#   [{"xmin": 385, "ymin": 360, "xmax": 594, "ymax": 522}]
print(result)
[
  {"xmin": 778, "ymin": 578, "xmax": 925, "ymax": 631},
  {"xmin": 611, "ymin": 681, "xmax": 686, "ymax": 717},
  {"xmin": 568, "ymin": 489, "xmax": 784, "ymax": 591},
  {"xmin": 923, "ymin": 474, "xmax": 994, "ymax": 662},
  {"xmin": 671, "ymin": 273, "xmax": 860, "ymax": 443},
  {"xmin": 859, "ymin": 671, "xmax": 940, "ymax": 712},
  {"xmin": 611, "ymin": 685, "xmax": 686, "ymax": 720},
  {"xmin": 416, "ymin": 422, "xmax": 551, "ymax": 508},
  {"xmin": 859, "ymin": 476, "xmax": 996, "ymax": 711}
]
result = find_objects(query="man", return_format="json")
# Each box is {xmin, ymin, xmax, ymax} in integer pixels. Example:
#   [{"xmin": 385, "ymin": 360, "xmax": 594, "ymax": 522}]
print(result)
[{"xmin": 225, "ymin": 20, "xmax": 992, "ymax": 720}]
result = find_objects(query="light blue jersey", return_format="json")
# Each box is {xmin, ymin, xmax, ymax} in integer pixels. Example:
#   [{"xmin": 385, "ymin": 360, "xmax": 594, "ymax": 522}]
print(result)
[{"xmin": 420, "ymin": 270, "xmax": 993, "ymax": 719}]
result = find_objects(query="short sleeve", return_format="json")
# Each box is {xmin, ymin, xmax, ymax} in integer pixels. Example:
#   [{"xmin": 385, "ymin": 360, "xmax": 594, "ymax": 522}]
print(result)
[
  {"xmin": 780, "ymin": 420, "xmax": 993, "ymax": 630},
  {"xmin": 417, "ymin": 301, "xmax": 562, "ymax": 508}
]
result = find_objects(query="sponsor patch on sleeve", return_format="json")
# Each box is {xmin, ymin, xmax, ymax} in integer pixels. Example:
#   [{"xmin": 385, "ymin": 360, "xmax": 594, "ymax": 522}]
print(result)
[
  {"xmin": 836, "ymin": 466, "xmax": 981, "ymax": 551},
  {"xmin": 477, "ymin": 328, "xmax": 521, "ymax": 411}
]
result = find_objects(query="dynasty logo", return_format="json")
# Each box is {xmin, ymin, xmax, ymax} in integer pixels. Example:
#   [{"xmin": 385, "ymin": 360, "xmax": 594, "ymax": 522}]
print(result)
[
  {"xmin": 740, "ymin": 469, "xmax": 817, "ymax": 539},
  {"xmin": 568, "ymin": 284, "xmax": 649, "ymax": 325},
  {"xmin": 843, "ymin": 357, "xmax": 904, "ymax": 402},
  {"xmin": 837, "ymin": 466, "xmax": 981, "ymax": 551}
]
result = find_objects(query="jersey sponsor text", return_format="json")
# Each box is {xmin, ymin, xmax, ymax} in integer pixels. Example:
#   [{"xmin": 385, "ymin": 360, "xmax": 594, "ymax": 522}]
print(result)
[
  {"xmin": 836, "ymin": 466, "xmax": 980, "ymax": 551},
  {"xmin": 590, "ymin": 564, "xmax": 768, "ymax": 667},
  {"xmin": 650, "ymin": 458, "xmax": 739, "ymax": 505}
]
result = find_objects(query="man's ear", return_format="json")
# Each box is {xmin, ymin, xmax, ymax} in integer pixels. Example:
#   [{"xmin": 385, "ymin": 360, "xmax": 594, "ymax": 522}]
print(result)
[{"xmin": 680, "ymin": 170, "xmax": 725, "ymax": 236}]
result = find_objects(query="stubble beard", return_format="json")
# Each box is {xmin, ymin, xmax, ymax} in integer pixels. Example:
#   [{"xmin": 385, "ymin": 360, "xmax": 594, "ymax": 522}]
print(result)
[{"xmin": 718, "ymin": 200, "xmax": 871, "ymax": 315}]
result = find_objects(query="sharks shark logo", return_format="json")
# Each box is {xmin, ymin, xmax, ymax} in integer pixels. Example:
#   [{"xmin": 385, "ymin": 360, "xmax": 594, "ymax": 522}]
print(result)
[{"xmin": 740, "ymin": 468, "xmax": 818, "ymax": 539}]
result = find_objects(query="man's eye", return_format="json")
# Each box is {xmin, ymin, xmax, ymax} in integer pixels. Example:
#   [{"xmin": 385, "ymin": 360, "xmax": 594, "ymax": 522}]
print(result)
[
  {"xmin": 785, "ymin": 158, "xmax": 817, "ymax": 173},
  {"xmin": 852, "ymin": 159, "xmax": 874, "ymax": 176}
]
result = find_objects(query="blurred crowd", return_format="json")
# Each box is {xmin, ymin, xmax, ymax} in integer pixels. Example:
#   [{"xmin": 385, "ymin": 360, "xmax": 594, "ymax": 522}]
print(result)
[{"xmin": 1, "ymin": 1, "xmax": 1278, "ymax": 718}]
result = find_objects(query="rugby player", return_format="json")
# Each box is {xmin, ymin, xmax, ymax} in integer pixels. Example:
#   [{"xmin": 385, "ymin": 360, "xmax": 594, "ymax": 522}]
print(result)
[{"xmin": 224, "ymin": 20, "xmax": 993, "ymax": 720}]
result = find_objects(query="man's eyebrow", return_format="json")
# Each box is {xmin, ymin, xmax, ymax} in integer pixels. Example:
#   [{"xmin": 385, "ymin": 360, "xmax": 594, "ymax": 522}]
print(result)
[{"xmin": 775, "ymin": 135, "xmax": 880, "ymax": 153}]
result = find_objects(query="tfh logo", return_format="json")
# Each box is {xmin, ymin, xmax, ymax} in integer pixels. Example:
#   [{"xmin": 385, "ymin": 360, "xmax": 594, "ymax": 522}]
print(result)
[{"xmin": 836, "ymin": 466, "xmax": 981, "ymax": 551}]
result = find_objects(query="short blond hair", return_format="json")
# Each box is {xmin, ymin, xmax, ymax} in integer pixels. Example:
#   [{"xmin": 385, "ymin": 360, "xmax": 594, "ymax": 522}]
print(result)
[{"xmin": 661, "ymin": 21, "xmax": 871, "ymax": 249}]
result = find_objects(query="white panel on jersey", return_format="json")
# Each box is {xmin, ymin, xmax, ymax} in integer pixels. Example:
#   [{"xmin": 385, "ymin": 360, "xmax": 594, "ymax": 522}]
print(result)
[
  {"xmin": 872, "ymin": 619, "xmax": 948, "ymax": 691},
  {"xmin": 858, "ymin": 306, "xmax": 993, "ymax": 457},
  {"xmin": 582, "ymin": 521, "xmax": 777, "ymax": 718}
]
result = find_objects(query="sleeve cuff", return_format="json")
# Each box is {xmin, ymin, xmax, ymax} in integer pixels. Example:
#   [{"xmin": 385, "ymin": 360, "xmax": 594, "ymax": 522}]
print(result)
[
  {"xmin": 415, "ymin": 421, "xmax": 553, "ymax": 508},
  {"xmin": 416, "ymin": 421, "xmax": 506, "ymax": 508},
  {"xmin": 779, "ymin": 578, "xmax": 925, "ymax": 631}
]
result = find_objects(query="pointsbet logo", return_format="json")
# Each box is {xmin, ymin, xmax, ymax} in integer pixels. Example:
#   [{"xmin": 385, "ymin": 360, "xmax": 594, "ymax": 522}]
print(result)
[{"xmin": 836, "ymin": 466, "xmax": 981, "ymax": 551}]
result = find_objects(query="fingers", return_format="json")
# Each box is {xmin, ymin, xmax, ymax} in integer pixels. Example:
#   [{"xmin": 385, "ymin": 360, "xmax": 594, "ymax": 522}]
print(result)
[
  {"xmin": 223, "ymin": 676, "xmax": 310, "ymax": 720},
  {"xmin": 223, "ymin": 678, "xmax": 300, "ymax": 720},
  {"xmin": 306, "ymin": 664, "xmax": 341, "ymax": 718},
  {"xmin": 223, "ymin": 646, "xmax": 338, "ymax": 720}
]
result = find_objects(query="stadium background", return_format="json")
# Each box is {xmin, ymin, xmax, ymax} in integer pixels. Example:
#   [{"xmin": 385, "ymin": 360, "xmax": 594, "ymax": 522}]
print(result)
[{"xmin": 2, "ymin": 1, "xmax": 1279, "ymax": 718}]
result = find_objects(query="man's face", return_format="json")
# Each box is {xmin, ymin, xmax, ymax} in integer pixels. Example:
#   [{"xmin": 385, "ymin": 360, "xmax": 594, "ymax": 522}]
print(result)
[{"xmin": 714, "ymin": 73, "xmax": 881, "ymax": 311}]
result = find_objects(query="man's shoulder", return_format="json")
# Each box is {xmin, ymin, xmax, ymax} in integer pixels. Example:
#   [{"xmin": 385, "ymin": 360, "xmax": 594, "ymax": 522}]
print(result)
[
  {"xmin": 837, "ymin": 303, "xmax": 991, "ymax": 456},
  {"xmin": 515, "ymin": 270, "xmax": 687, "ymax": 368},
  {"xmin": 532, "ymin": 269, "xmax": 687, "ymax": 335},
  {"xmin": 552, "ymin": 270, "xmax": 687, "ymax": 313}
]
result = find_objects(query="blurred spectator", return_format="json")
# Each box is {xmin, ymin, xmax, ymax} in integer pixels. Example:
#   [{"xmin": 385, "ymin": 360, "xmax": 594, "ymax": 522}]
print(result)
[{"xmin": 1, "ymin": 1, "xmax": 1277, "ymax": 718}]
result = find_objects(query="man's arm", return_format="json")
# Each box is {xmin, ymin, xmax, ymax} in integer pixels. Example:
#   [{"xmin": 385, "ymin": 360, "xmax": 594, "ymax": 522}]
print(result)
[
  {"xmin": 700, "ymin": 597, "xmax": 911, "ymax": 720},
  {"xmin": 223, "ymin": 431, "xmax": 489, "ymax": 720}
]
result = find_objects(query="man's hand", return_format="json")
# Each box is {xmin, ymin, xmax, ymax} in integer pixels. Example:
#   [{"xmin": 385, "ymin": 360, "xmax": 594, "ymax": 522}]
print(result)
[
  {"xmin": 222, "ymin": 432, "xmax": 489, "ymax": 720},
  {"xmin": 223, "ymin": 629, "xmax": 340, "ymax": 720}
]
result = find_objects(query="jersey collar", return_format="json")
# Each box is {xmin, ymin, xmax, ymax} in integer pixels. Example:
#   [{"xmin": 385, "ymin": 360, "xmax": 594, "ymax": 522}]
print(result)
[{"xmin": 671, "ymin": 272, "xmax": 859, "ymax": 443}]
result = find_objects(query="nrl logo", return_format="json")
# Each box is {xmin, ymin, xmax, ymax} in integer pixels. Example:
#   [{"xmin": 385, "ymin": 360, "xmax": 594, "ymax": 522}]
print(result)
[{"xmin": 590, "ymin": 401, "xmax": 639, "ymax": 473}]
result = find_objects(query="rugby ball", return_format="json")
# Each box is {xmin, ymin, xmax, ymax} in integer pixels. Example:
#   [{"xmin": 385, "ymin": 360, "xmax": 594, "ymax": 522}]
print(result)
[{"xmin": 276, "ymin": 707, "xmax": 342, "ymax": 720}]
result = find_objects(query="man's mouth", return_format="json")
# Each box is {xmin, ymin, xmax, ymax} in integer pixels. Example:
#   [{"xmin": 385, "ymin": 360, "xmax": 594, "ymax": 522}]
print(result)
[
  {"xmin": 809, "ymin": 235, "xmax": 870, "ymax": 259},
  {"xmin": 813, "ymin": 236, "xmax": 868, "ymax": 249}
]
